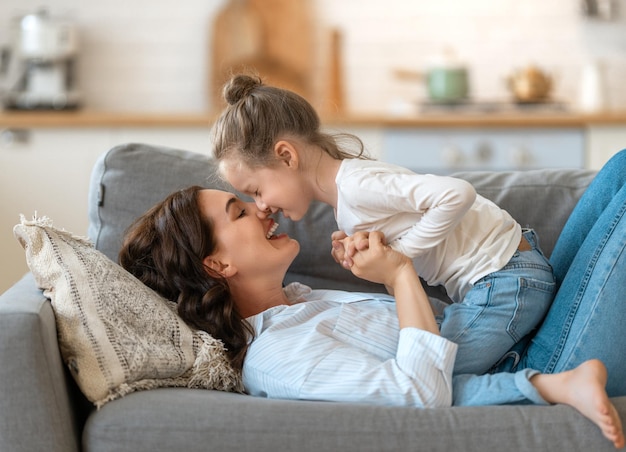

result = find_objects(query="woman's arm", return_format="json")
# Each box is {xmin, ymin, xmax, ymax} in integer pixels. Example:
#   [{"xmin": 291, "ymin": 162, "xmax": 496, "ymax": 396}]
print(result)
[
  {"xmin": 348, "ymin": 231, "xmax": 439, "ymax": 334},
  {"xmin": 244, "ymin": 313, "xmax": 457, "ymax": 408}
]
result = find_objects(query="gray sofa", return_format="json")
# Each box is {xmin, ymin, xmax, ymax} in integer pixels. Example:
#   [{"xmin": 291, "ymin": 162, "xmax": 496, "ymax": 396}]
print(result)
[{"xmin": 1, "ymin": 142, "xmax": 625, "ymax": 452}]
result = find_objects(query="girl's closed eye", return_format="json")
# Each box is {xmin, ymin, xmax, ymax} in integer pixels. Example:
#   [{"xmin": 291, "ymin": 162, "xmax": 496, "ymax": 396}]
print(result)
[{"xmin": 238, "ymin": 207, "xmax": 247, "ymax": 218}]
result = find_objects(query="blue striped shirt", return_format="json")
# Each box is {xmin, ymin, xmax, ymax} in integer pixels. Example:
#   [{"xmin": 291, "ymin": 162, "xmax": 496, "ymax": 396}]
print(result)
[{"xmin": 243, "ymin": 283, "xmax": 458, "ymax": 408}]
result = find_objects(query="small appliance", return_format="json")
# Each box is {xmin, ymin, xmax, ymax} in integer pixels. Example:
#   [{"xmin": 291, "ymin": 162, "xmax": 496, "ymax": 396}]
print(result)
[{"xmin": 0, "ymin": 9, "xmax": 80, "ymax": 110}]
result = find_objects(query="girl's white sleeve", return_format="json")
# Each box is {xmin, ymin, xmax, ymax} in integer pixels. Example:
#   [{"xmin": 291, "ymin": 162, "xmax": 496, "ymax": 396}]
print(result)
[{"xmin": 345, "ymin": 171, "xmax": 477, "ymax": 256}]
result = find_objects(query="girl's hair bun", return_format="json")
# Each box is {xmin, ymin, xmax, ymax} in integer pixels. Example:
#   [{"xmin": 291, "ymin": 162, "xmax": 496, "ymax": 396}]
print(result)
[{"xmin": 223, "ymin": 74, "xmax": 262, "ymax": 105}]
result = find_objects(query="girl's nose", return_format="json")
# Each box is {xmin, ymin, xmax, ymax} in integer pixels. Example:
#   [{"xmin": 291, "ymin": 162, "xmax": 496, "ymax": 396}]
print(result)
[
  {"xmin": 255, "ymin": 203, "xmax": 272, "ymax": 219},
  {"xmin": 255, "ymin": 198, "xmax": 266, "ymax": 211}
]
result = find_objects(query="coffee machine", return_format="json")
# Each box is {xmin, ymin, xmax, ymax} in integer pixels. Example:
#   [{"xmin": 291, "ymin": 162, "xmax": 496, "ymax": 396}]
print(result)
[{"xmin": 1, "ymin": 9, "xmax": 80, "ymax": 110}]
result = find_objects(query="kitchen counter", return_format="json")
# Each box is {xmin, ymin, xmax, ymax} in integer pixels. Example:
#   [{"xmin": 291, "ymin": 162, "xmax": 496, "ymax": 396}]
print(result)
[
  {"xmin": 0, "ymin": 110, "xmax": 216, "ymax": 128},
  {"xmin": 2, "ymin": 109, "xmax": 626, "ymax": 129}
]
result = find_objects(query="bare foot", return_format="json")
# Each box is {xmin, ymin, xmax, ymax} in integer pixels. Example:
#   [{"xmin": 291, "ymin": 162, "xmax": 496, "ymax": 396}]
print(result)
[{"xmin": 532, "ymin": 359, "xmax": 625, "ymax": 449}]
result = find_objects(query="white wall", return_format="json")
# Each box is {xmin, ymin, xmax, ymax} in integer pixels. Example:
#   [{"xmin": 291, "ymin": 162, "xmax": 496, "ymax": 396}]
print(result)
[
  {"xmin": 318, "ymin": 0, "xmax": 626, "ymax": 114},
  {"xmin": 1, "ymin": 0, "xmax": 626, "ymax": 114}
]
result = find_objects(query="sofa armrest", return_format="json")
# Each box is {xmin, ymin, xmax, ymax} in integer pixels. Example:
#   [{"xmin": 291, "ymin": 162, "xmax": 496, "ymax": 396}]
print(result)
[{"xmin": 0, "ymin": 274, "xmax": 82, "ymax": 452}]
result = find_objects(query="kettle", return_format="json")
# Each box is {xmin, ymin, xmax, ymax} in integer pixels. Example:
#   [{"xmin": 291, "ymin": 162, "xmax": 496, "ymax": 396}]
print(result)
[{"xmin": 507, "ymin": 66, "xmax": 552, "ymax": 103}]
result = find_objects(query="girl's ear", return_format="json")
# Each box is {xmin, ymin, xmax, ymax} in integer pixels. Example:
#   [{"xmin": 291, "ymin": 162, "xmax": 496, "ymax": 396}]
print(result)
[
  {"xmin": 203, "ymin": 256, "xmax": 237, "ymax": 278},
  {"xmin": 273, "ymin": 140, "xmax": 299, "ymax": 168}
]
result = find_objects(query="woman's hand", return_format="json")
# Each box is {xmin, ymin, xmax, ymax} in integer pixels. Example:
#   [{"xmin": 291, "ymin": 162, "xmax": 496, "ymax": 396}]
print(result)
[
  {"xmin": 350, "ymin": 231, "xmax": 438, "ymax": 334},
  {"xmin": 349, "ymin": 231, "xmax": 412, "ymax": 288}
]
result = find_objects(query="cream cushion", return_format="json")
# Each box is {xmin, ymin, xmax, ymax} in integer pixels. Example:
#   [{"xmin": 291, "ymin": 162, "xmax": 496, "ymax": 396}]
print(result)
[{"xmin": 14, "ymin": 215, "xmax": 242, "ymax": 408}]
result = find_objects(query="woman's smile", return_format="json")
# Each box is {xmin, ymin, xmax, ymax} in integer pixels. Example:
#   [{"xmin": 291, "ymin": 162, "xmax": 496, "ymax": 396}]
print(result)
[{"xmin": 266, "ymin": 221, "xmax": 279, "ymax": 239}]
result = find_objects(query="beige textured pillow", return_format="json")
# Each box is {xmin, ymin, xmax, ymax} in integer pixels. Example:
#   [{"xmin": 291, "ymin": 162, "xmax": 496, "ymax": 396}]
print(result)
[{"xmin": 14, "ymin": 215, "xmax": 242, "ymax": 408}]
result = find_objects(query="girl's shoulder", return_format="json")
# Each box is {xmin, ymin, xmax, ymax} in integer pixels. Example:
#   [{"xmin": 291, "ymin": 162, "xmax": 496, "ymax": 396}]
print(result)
[{"xmin": 339, "ymin": 158, "xmax": 416, "ymax": 177}]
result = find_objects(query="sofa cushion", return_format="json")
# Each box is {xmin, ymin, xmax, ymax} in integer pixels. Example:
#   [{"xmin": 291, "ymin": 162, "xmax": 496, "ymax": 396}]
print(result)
[
  {"xmin": 13, "ymin": 215, "xmax": 242, "ymax": 408},
  {"xmin": 451, "ymin": 168, "xmax": 596, "ymax": 258},
  {"xmin": 83, "ymin": 388, "xmax": 626, "ymax": 452}
]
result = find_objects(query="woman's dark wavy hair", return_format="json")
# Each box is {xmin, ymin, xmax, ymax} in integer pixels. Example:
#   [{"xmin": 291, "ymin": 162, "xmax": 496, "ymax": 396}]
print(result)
[{"xmin": 118, "ymin": 185, "xmax": 252, "ymax": 371}]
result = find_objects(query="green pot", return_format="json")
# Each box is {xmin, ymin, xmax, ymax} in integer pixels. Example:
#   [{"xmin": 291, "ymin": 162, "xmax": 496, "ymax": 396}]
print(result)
[{"xmin": 427, "ymin": 68, "xmax": 469, "ymax": 102}]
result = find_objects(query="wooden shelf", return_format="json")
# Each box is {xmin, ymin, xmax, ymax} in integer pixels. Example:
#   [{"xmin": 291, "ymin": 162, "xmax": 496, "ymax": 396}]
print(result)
[
  {"xmin": 0, "ymin": 110, "xmax": 216, "ymax": 128},
  {"xmin": 2, "ymin": 109, "xmax": 626, "ymax": 129}
]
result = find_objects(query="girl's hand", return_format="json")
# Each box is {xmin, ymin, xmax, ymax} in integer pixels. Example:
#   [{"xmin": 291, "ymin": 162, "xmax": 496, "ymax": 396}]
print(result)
[
  {"xmin": 330, "ymin": 230, "xmax": 348, "ymax": 266},
  {"xmin": 349, "ymin": 231, "xmax": 412, "ymax": 288},
  {"xmin": 331, "ymin": 230, "xmax": 369, "ymax": 269}
]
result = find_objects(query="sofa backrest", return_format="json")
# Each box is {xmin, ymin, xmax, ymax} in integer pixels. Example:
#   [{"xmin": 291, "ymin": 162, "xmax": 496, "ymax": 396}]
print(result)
[
  {"xmin": 87, "ymin": 142, "xmax": 385, "ymax": 293},
  {"xmin": 449, "ymin": 168, "xmax": 596, "ymax": 258},
  {"xmin": 88, "ymin": 143, "xmax": 596, "ymax": 296}
]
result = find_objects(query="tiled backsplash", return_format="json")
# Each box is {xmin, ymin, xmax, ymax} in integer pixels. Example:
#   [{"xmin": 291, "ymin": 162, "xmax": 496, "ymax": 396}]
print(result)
[{"xmin": 1, "ymin": 0, "xmax": 625, "ymax": 113}]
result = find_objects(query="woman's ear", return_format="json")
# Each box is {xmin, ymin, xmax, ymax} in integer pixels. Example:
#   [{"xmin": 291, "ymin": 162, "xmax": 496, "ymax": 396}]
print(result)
[
  {"xmin": 273, "ymin": 140, "xmax": 299, "ymax": 168},
  {"xmin": 203, "ymin": 256, "xmax": 237, "ymax": 278}
]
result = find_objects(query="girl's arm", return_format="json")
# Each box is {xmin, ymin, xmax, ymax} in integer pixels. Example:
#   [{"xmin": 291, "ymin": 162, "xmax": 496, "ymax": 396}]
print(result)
[{"xmin": 338, "ymin": 171, "xmax": 476, "ymax": 259}]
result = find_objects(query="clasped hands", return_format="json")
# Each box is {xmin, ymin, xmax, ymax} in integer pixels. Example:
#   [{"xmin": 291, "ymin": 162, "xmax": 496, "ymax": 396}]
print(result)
[{"xmin": 331, "ymin": 230, "xmax": 412, "ymax": 288}]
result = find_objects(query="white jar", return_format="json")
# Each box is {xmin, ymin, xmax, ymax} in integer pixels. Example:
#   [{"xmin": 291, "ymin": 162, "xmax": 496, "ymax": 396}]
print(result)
[{"xmin": 578, "ymin": 60, "xmax": 607, "ymax": 112}]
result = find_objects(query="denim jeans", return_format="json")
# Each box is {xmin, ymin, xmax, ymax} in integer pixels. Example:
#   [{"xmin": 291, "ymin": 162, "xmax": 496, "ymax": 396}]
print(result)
[
  {"xmin": 438, "ymin": 229, "xmax": 556, "ymax": 375},
  {"xmin": 452, "ymin": 368, "xmax": 544, "ymax": 406},
  {"xmin": 492, "ymin": 149, "xmax": 626, "ymax": 397}
]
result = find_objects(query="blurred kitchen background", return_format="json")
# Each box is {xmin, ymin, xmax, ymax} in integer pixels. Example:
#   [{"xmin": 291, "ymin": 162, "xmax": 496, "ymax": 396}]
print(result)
[
  {"xmin": 1, "ymin": 0, "xmax": 625, "ymax": 113},
  {"xmin": 2, "ymin": 0, "xmax": 626, "ymax": 293}
]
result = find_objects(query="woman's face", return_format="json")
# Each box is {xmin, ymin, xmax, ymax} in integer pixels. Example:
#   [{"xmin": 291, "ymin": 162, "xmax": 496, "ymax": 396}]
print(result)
[{"xmin": 197, "ymin": 189, "xmax": 300, "ymax": 281}]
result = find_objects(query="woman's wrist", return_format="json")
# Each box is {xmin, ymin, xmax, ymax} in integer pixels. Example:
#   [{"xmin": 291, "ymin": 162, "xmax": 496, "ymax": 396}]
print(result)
[
  {"xmin": 392, "ymin": 263, "xmax": 439, "ymax": 333},
  {"xmin": 386, "ymin": 258, "xmax": 417, "ymax": 290}
]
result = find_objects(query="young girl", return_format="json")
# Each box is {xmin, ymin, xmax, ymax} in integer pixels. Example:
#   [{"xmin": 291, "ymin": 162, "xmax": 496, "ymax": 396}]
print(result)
[{"xmin": 211, "ymin": 74, "xmax": 556, "ymax": 375}]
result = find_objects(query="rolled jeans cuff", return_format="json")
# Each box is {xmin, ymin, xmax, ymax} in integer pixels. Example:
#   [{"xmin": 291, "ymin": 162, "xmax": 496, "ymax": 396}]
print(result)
[{"xmin": 515, "ymin": 368, "xmax": 549, "ymax": 405}]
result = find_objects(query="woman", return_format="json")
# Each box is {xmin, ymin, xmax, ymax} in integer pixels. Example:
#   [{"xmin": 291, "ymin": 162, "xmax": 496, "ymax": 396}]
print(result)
[{"xmin": 119, "ymin": 182, "xmax": 624, "ymax": 448}]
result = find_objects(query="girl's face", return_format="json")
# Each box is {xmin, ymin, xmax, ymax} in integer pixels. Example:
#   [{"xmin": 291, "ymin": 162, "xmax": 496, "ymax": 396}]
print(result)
[
  {"xmin": 218, "ymin": 147, "xmax": 314, "ymax": 222},
  {"xmin": 197, "ymin": 189, "xmax": 300, "ymax": 281}
]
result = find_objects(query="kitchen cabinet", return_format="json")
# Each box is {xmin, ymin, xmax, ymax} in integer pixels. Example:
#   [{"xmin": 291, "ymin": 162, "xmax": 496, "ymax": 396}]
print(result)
[
  {"xmin": 111, "ymin": 127, "xmax": 212, "ymax": 155},
  {"xmin": 0, "ymin": 128, "xmax": 111, "ymax": 293},
  {"xmin": 382, "ymin": 128, "xmax": 585, "ymax": 174},
  {"xmin": 585, "ymin": 125, "xmax": 626, "ymax": 169},
  {"xmin": 0, "ymin": 125, "xmax": 211, "ymax": 293},
  {"xmin": 323, "ymin": 125, "xmax": 385, "ymax": 160},
  {"xmin": 327, "ymin": 124, "xmax": 586, "ymax": 174}
]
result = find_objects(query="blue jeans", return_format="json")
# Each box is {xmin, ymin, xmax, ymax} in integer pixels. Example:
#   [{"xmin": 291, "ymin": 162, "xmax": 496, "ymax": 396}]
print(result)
[
  {"xmin": 452, "ymin": 368, "xmax": 544, "ymax": 406},
  {"xmin": 438, "ymin": 229, "xmax": 556, "ymax": 375},
  {"xmin": 500, "ymin": 149, "xmax": 626, "ymax": 397}
]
